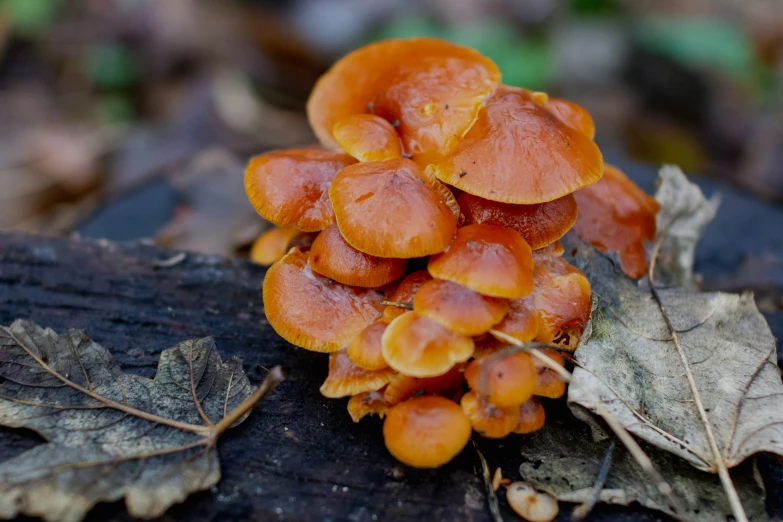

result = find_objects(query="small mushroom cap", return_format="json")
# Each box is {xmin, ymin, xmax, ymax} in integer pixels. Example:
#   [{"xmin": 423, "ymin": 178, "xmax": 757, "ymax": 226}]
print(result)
[
  {"xmin": 381, "ymin": 311, "xmax": 475, "ymax": 378},
  {"xmin": 428, "ymin": 224, "xmax": 534, "ymax": 299},
  {"xmin": 545, "ymin": 97, "xmax": 596, "ymax": 139},
  {"xmin": 458, "ymin": 192, "xmax": 578, "ymax": 250},
  {"xmin": 250, "ymin": 226, "xmax": 300, "ymax": 266},
  {"xmin": 383, "ymin": 395, "xmax": 472, "ymax": 468},
  {"xmin": 533, "ymin": 254, "xmax": 592, "ymax": 349},
  {"xmin": 533, "ymin": 368, "xmax": 566, "ymax": 399},
  {"xmin": 384, "ymin": 270, "xmax": 433, "ymax": 319},
  {"xmin": 413, "ymin": 279, "xmax": 509, "ymax": 336},
  {"xmin": 432, "ymin": 86, "xmax": 603, "ymax": 204},
  {"xmin": 245, "ymin": 147, "xmax": 356, "ymax": 231},
  {"xmin": 329, "ymin": 159, "xmax": 457, "ymax": 258},
  {"xmin": 514, "ymin": 397, "xmax": 546, "ymax": 434},
  {"xmin": 310, "ymin": 224, "xmax": 407, "ymax": 287},
  {"xmin": 535, "ymin": 240, "xmax": 564, "ymax": 257},
  {"xmin": 460, "ymin": 391, "xmax": 519, "ymax": 439},
  {"xmin": 465, "ymin": 352, "xmax": 537, "ymax": 408},
  {"xmin": 308, "ymin": 37, "xmax": 501, "ymax": 166},
  {"xmin": 384, "ymin": 364, "xmax": 465, "ymax": 405},
  {"xmin": 490, "ymin": 294, "xmax": 539, "ymax": 343},
  {"xmin": 332, "ymin": 114, "xmax": 402, "ymax": 162},
  {"xmin": 320, "ymin": 350, "xmax": 396, "ymax": 398},
  {"xmin": 262, "ymin": 248, "xmax": 387, "ymax": 352},
  {"xmin": 347, "ymin": 318, "xmax": 391, "ymax": 370},
  {"xmin": 573, "ymin": 164, "xmax": 659, "ymax": 278},
  {"xmin": 347, "ymin": 391, "xmax": 391, "ymax": 422},
  {"xmin": 507, "ymin": 483, "xmax": 559, "ymax": 522}
]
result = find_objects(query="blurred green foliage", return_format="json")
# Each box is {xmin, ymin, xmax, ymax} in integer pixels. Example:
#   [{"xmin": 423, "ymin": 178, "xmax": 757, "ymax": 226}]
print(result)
[{"xmin": 0, "ymin": 0, "xmax": 60, "ymax": 36}]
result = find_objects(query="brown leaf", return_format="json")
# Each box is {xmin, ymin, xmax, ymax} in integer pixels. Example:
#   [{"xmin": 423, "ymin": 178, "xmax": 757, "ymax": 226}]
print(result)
[{"xmin": 0, "ymin": 320, "xmax": 283, "ymax": 522}]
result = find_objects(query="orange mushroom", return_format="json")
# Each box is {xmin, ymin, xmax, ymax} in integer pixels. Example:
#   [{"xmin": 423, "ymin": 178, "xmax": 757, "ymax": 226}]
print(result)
[
  {"xmin": 514, "ymin": 397, "xmax": 546, "ymax": 434},
  {"xmin": 535, "ymin": 240, "xmax": 564, "ymax": 257},
  {"xmin": 309, "ymin": 224, "xmax": 407, "ymax": 287},
  {"xmin": 383, "ymin": 395, "xmax": 472, "ymax": 468},
  {"xmin": 432, "ymin": 86, "xmax": 603, "ymax": 204},
  {"xmin": 245, "ymin": 147, "xmax": 356, "ymax": 231},
  {"xmin": 332, "ymin": 114, "xmax": 402, "ymax": 161},
  {"xmin": 262, "ymin": 248, "xmax": 387, "ymax": 352},
  {"xmin": 347, "ymin": 391, "xmax": 391, "ymax": 422},
  {"xmin": 572, "ymin": 164, "xmax": 659, "ymax": 278},
  {"xmin": 545, "ymin": 98, "xmax": 596, "ymax": 140},
  {"xmin": 458, "ymin": 192, "xmax": 577, "ymax": 250},
  {"xmin": 413, "ymin": 279, "xmax": 509, "ymax": 336},
  {"xmin": 464, "ymin": 352, "xmax": 537, "ymax": 408},
  {"xmin": 381, "ymin": 311, "xmax": 474, "ymax": 377},
  {"xmin": 532, "ymin": 254, "xmax": 592, "ymax": 348},
  {"xmin": 428, "ymin": 224, "xmax": 534, "ymax": 299},
  {"xmin": 308, "ymin": 37, "xmax": 501, "ymax": 166},
  {"xmin": 383, "ymin": 364, "xmax": 465, "ymax": 405},
  {"xmin": 533, "ymin": 369, "xmax": 566, "ymax": 399},
  {"xmin": 249, "ymin": 226, "xmax": 301, "ymax": 266},
  {"xmin": 460, "ymin": 391, "xmax": 519, "ymax": 439},
  {"xmin": 490, "ymin": 294, "xmax": 539, "ymax": 343},
  {"xmin": 320, "ymin": 350, "xmax": 396, "ymax": 398},
  {"xmin": 383, "ymin": 270, "xmax": 433, "ymax": 319},
  {"xmin": 329, "ymin": 159, "xmax": 457, "ymax": 258},
  {"xmin": 347, "ymin": 318, "xmax": 391, "ymax": 371}
]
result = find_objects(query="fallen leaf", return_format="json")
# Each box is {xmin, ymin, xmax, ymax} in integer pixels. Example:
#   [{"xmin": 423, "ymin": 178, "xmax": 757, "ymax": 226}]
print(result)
[{"xmin": 0, "ymin": 320, "xmax": 283, "ymax": 522}]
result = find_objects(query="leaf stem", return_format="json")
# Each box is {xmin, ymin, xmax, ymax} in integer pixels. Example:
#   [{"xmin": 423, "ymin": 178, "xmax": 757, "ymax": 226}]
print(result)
[{"xmin": 212, "ymin": 365, "xmax": 285, "ymax": 437}]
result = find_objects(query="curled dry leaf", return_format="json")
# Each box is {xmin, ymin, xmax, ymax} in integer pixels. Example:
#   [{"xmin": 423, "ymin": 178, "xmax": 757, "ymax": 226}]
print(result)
[{"xmin": 0, "ymin": 320, "xmax": 284, "ymax": 522}]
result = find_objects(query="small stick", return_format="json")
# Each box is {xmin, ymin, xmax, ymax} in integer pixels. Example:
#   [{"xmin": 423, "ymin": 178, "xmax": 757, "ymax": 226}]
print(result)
[
  {"xmin": 473, "ymin": 440, "xmax": 504, "ymax": 522},
  {"xmin": 572, "ymin": 438, "xmax": 616, "ymax": 520},
  {"xmin": 381, "ymin": 300, "xmax": 412, "ymax": 309}
]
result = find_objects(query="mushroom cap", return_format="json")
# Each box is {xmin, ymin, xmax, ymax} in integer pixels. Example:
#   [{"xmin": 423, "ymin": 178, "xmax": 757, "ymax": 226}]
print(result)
[
  {"xmin": 490, "ymin": 294, "xmax": 539, "ymax": 343},
  {"xmin": 320, "ymin": 350, "xmax": 396, "ymax": 398},
  {"xmin": 347, "ymin": 391, "xmax": 391, "ymax": 422},
  {"xmin": 245, "ymin": 147, "xmax": 356, "ymax": 231},
  {"xmin": 307, "ymin": 37, "xmax": 501, "ymax": 166},
  {"xmin": 250, "ymin": 226, "xmax": 300, "ymax": 266},
  {"xmin": 458, "ymin": 192, "xmax": 578, "ymax": 250},
  {"xmin": 383, "ymin": 395, "xmax": 472, "ymax": 468},
  {"xmin": 329, "ymin": 159, "xmax": 457, "ymax": 258},
  {"xmin": 533, "ymin": 368, "xmax": 566, "ymax": 399},
  {"xmin": 381, "ymin": 311, "xmax": 474, "ymax": 378},
  {"xmin": 545, "ymin": 97, "xmax": 595, "ymax": 139},
  {"xmin": 514, "ymin": 397, "xmax": 546, "ymax": 434},
  {"xmin": 332, "ymin": 114, "xmax": 402, "ymax": 162},
  {"xmin": 384, "ymin": 270, "xmax": 433, "ymax": 319},
  {"xmin": 460, "ymin": 391, "xmax": 518, "ymax": 439},
  {"xmin": 262, "ymin": 248, "xmax": 388, "ymax": 352},
  {"xmin": 428, "ymin": 224, "xmax": 534, "ymax": 299},
  {"xmin": 431, "ymin": 86, "xmax": 603, "ymax": 204},
  {"xmin": 572, "ymin": 164, "xmax": 659, "ymax": 278},
  {"xmin": 507, "ymin": 483, "xmax": 559, "ymax": 522},
  {"xmin": 383, "ymin": 364, "xmax": 465, "ymax": 405},
  {"xmin": 347, "ymin": 318, "xmax": 391, "ymax": 370},
  {"xmin": 465, "ymin": 352, "xmax": 537, "ymax": 408},
  {"xmin": 413, "ymin": 279, "xmax": 509, "ymax": 336},
  {"xmin": 310, "ymin": 224, "xmax": 407, "ymax": 287},
  {"xmin": 535, "ymin": 240, "xmax": 564, "ymax": 257}
]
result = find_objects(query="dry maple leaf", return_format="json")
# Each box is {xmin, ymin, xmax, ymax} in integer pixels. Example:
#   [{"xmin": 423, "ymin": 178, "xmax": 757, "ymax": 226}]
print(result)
[{"xmin": 0, "ymin": 320, "xmax": 284, "ymax": 522}]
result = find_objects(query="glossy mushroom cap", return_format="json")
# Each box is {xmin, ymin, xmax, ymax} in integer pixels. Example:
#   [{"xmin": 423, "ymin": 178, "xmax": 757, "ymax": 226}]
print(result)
[
  {"xmin": 383, "ymin": 365, "xmax": 464, "ymax": 405},
  {"xmin": 245, "ymin": 147, "xmax": 356, "ymax": 232},
  {"xmin": 490, "ymin": 294, "xmax": 539, "ymax": 343},
  {"xmin": 384, "ymin": 270, "xmax": 433, "ymax": 319},
  {"xmin": 347, "ymin": 318, "xmax": 391, "ymax": 370},
  {"xmin": 545, "ymin": 97, "xmax": 596, "ymax": 139},
  {"xmin": 533, "ymin": 368, "xmax": 566, "ymax": 399},
  {"xmin": 458, "ymin": 192, "xmax": 578, "ymax": 250},
  {"xmin": 514, "ymin": 397, "xmax": 546, "ymax": 434},
  {"xmin": 262, "ymin": 249, "xmax": 387, "ymax": 352},
  {"xmin": 572, "ymin": 164, "xmax": 659, "ymax": 278},
  {"xmin": 432, "ymin": 86, "xmax": 603, "ymax": 204},
  {"xmin": 532, "ymin": 254, "xmax": 592, "ymax": 348},
  {"xmin": 329, "ymin": 159, "xmax": 457, "ymax": 258},
  {"xmin": 308, "ymin": 37, "xmax": 501, "ymax": 166},
  {"xmin": 460, "ymin": 391, "xmax": 519, "ymax": 439},
  {"xmin": 320, "ymin": 350, "xmax": 395, "ymax": 398},
  {"xmin": 428, "ymin": 224, "xmax": 534, "ymax": 299},
  {"xmin": 507, "ymin": 483, "xmax": 559, "ymax": 522},
  {"xmin": 383, "ymin": 395, "xmax": 472, "ymax": 468},
  {"xmin": 310, "ymin": 224, "xmax": 407, "ymax": 287},
  {"xmin": 465, "ymin": 352, "xmax": 537, "ymax": 408},
  {"xmin": 250, "ymin": 226, "xmax": 300, "ymax": 266},
  {"xmin": 413, "ymin": 279, "xmax": 509, "ymax": 336},
  {"xmin": 332, "ymin": 114, "xmax": 402, "ymax": 162},
  {"xmin": 381, "ymin": 311, "xmax": 474, "ymax": 378},
  {"xmin": 347, "ymin": 391, "xmax": 391, "ymax": 422}
]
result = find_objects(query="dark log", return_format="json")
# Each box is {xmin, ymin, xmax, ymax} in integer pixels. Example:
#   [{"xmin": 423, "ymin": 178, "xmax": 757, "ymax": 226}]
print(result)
[{"xmin": 0, "ymin": 231, "xmax": 780, "ymax": 522}]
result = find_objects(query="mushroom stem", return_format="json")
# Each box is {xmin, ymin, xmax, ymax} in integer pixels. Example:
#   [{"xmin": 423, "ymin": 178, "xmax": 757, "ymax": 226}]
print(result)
[{"xmin": 212, "ymin": 366, "xmax": 286, "ymax": 437}]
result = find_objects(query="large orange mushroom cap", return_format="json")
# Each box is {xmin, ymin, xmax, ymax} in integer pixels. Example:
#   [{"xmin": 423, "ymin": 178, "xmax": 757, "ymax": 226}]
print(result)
[
  {"xmin": 308, "ymin": 37, "xmax": 501, "ymax": 166},
  {"xmin": 245, "ymin": 147, "xmax": 356, "ymax": 232},
  {"xmin": 413, "ymin": 279, "xmax": 509, "ymax": 336},
  {"xmin": 460, "ymin": 391, "xmax": 519, "ymax": 439},
  {"xmin": 381, "ymin": 311, "xmax": 474, "ymax": 378},
  {"xmin": 572, "ymin": 164, "xmax": 660, "ymax": 278},
  {"xmin": 428, "ymin": 224, "xmax": 534, "ymax": 299},
  {"xmin": 383, "ymin": 396, "xmax": 472, "ymax": 468},
  {"xmin": 384, "ymin": 270, "xmax": 433, "ymax": 319},
  {"xmin": 514, "ymin": 397, "xmax": 546, "ymax": 434},
  {"xmin": 310, "ymin": 224, "xmax": 407, "ymax": 287},
  {"xmin": 347, "ymin": 318, "xmax": 391, "ymax": 371},
  {"xmin": 532, "ymin": 254, "xmax": 592, "ymax": 348},
  {"xmin": 320, "ymin": 350, "xmax": 396, "ymax": 398},
  {"xmin": 432, "ymin": 86, "xmax": 603, "ymax": 204},
  {"xmin": 262, "ymin": 248, "xmax": 387, "ymax": 352},
  {"xmin": 329, "ymin": 159, "xmax": 457, "ymax": 258},
  {"xmin": 545, "ymin": 98, "xmax": 596, "ymax": 140},
  {"xmin": 465, "ymin": 352, "xmax": 537, "ymax": 408},
  {"xmin": 458, "ymin": 192, "xmax": 578, "ymax": 250},
  {"xmin": 332, "ymin": 114, "xmax": 402, "ymax": 162},
  {"xmin": 383, "ymin": 364, "xmax": 464, "ymax": 405}
]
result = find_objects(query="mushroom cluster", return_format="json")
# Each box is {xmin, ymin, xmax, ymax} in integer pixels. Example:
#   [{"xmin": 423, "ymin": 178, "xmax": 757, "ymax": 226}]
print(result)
[{"xmin": 245, "ymin": 38, "xmax": 658, "ymax": 469}]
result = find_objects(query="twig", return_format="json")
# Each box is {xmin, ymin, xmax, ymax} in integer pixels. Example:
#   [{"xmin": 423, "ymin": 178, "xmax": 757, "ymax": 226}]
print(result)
[
  {"xmin": 213, "ymin": 366, "xmax": 285, "ymax": 436},
  {"xmin": 648, "ymin": 237, "xmax": 748, "ymax": 522},
  {"xmin": 572, "ymin": 438, "xmax": 616, "ymax": 520},
  {"xmin": 473, "ymin": 440, "xmax": 504, "ymax": 522},
  {"xmin": 381, "ymin": 300, "xmax": 413, "ymax": 309},
  {"xmin": 154, "ymin": 252, "xmax": 187, "ymax": 268}
]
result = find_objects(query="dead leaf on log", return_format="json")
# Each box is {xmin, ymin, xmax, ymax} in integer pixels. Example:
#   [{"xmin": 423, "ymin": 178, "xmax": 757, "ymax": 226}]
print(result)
[{"xmin": 0, "ymin": 320, "xmax": 284, "ymax": 522}]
